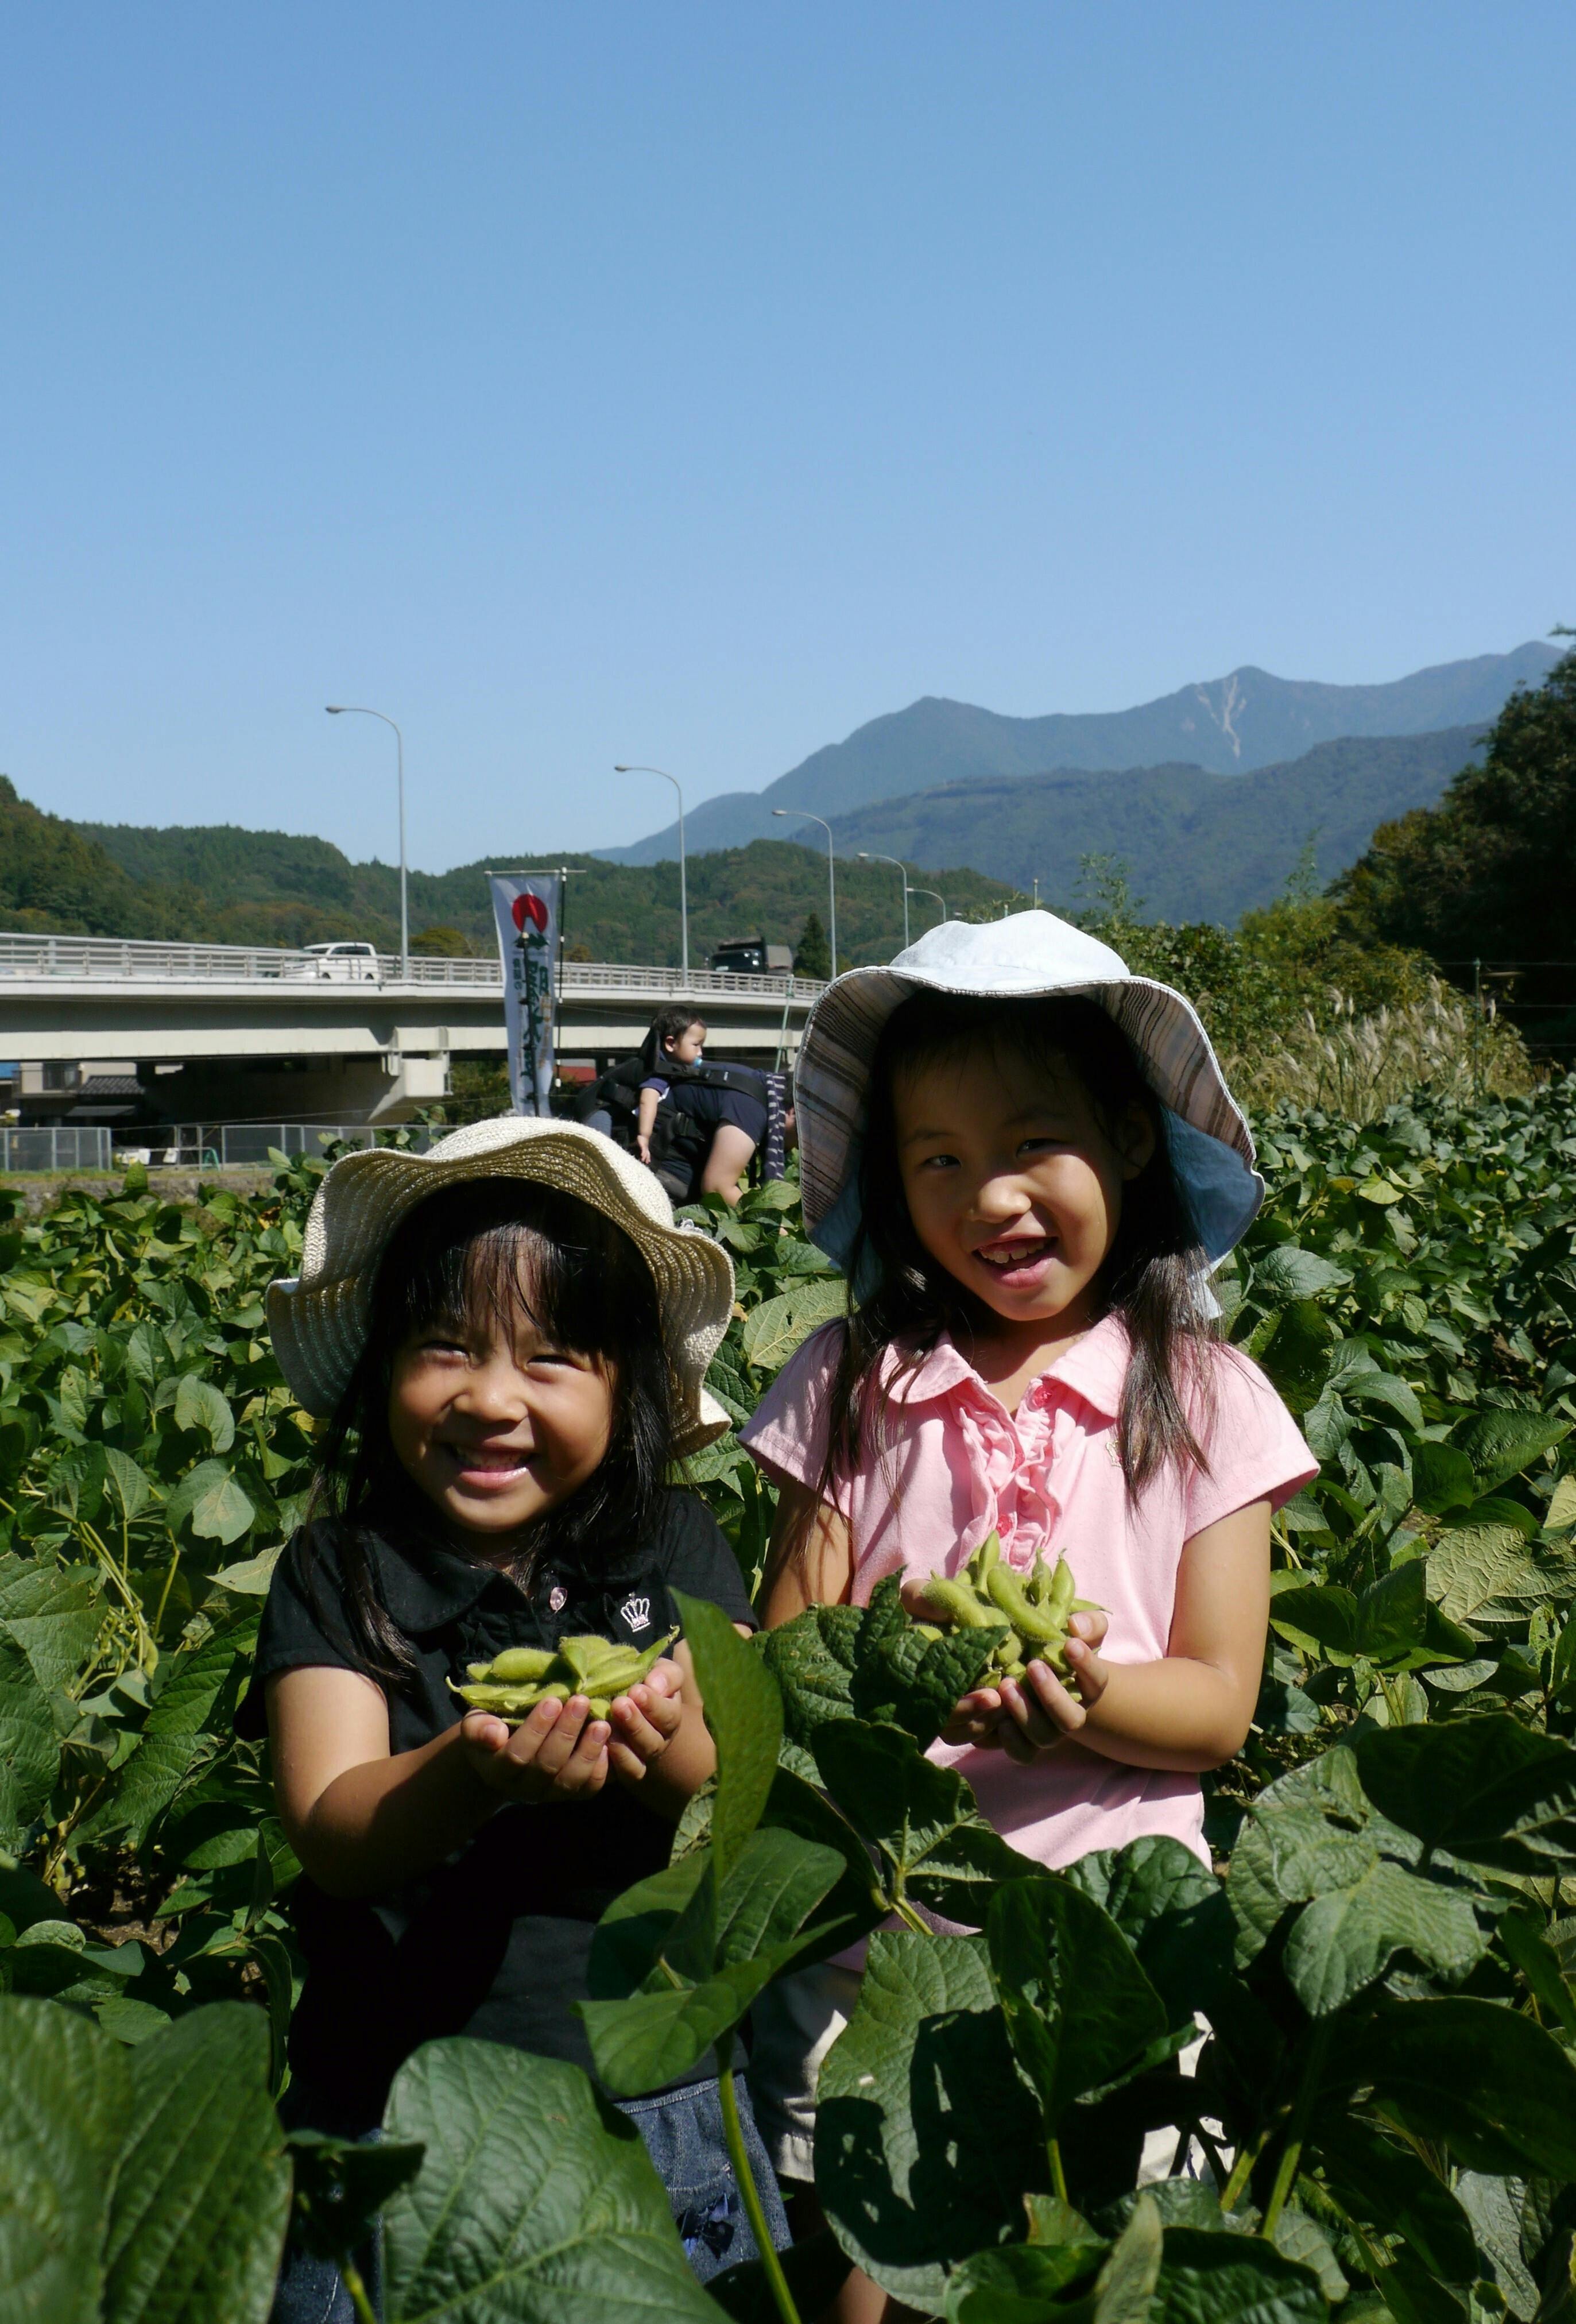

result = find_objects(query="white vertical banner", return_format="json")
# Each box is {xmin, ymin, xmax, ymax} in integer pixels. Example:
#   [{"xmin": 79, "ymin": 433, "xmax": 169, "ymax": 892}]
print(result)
[{"xmin": 488, "ymin": 873, "xmax": 562, "ymax": 1115}]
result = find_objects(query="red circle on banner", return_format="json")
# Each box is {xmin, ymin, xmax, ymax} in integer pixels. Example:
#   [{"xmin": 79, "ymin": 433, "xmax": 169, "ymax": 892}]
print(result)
[{"xmin": 512, "ymin": 892, "xmax": 549, "ymax": 934}]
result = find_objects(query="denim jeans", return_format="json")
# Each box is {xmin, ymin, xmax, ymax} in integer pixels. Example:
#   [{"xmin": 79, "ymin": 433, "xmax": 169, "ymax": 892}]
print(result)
[
  {"xmin": 619, "ymin": 2071, "xmax": 791, "ymax": 2283},
  {"xmin": 270, "ymin": 2070, "xmax": 789, "ymax": 2319}
]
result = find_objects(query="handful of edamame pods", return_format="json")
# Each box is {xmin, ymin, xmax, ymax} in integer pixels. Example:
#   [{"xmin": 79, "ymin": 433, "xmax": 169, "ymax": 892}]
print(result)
[
  {"xmin": 914, "ymin": 1531, "xmax": 1099, "ymax": 1681},
  {"xmin": 447, "ymin": 1629, "xmax": 677, "ymax": 1723}
]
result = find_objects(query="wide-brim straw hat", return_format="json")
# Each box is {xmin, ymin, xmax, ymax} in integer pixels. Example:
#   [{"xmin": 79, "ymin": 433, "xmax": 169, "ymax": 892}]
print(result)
[
  {"xmin": 268, "ymin": 1116, "xmax": 736, "ymax": 1455},
  {"xmin": 797, "ymin": 910, "xmax": 1263, "ymax": 1273}
]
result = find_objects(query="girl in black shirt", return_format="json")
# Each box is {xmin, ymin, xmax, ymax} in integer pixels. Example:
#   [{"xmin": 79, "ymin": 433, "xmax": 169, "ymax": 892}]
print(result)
[{"xmin": 244, "ymin": 1119, "xmax": 788, "ymax": 2313}]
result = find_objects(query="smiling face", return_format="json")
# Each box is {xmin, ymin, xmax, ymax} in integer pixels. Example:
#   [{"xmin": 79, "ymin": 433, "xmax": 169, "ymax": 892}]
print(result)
[
  {"xmin": 893, "ymin": 1043, "xmax": 1156, "ymax": 1340},
  {"xmin": 388, "ymin": 1300, "xmax": 615, "ymax": 1553}
]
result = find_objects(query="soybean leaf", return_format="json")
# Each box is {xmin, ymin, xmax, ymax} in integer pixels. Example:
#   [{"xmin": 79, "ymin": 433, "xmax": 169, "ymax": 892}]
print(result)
[
  {"xmin": 738, "ymin": 1281, "xmax": 846, "ymax": 1373},
  {"xmin": 986, "ymin": 1877, "xmax": 1170, "ymax": 2124},
  {"xmin": 588, "ymin": 1854, "xmax": 713, "ymax": 2001},
  {"xmin": 1497, "ymin": 1909, "xmax": 1576, "ymax": 2037},
  {"xmin": 1062, "ymin": 1836, "xmax": 1237, "ymax": 2028},
  {"xmin": 1345, "ymin": 1368, "xmax": 1425, "ymax": 1430},
  {"xmin": 172, "ymin": 1375, "xmax": 235, "ymax": 1455},
  {"xmin": 210, "ymin": 1546, "xmax": 283, "ymax": 1598},
  {"xmin": 1354, "ymin": 1715, "xmax": 1576, "ymax": 1875},
  {"xmin": 103, "ymin": 2002, "xmax": 291, "ymax": 2324},
  {"xmin": 1151, "ymin": 2229, "xmax": 1326, "ymax": 2324},
  {"xmin": 812, "ymin": 1719, "xmax": 1038, "ymax": 1923},
  {"xmin": 0, "ymin": 1997, "xmax": 134, "ymax": 2324},
  {"xmin": 80, "ymin": 1619, "xmax": 255, "ymax": 1849},
  {"xmin": 164, "ymin": 1459, "xmax": 255, "ymax": 1547},
  {"xmin": 756, "ymin": 1602, "xmax": 861, "ymax": 1745},
  {"xmin": 850, "ymin": 1577, "xmax": 1002, "ymax": 1747},
  {"xmin": 1281, "ymin": 1855, "xmax": 1484, "ymax": 2015},
  {"xmin": 286, "ymin": 2130, "xmax": 427, "ymax": 2267},
  {"xmin": 382, "ymin": 2038, "xmax": 718, "ymax": 2323},
  {"xmin": 0, "ymin": 1641, "xmax": 62, "ymax": 1854},
  {"xmin": 1257, "ymin": 1301, "xmax": 1337, "ymax": 1414},
  {"xmin": 756, "ymin": 1764, "xmax": 888, "ymax": 1952},
  {"xmin": 815, "ymin": 1932, "xmax": 1045, "ymax": 2308},
  {"xmin": 1454, "ymin": 2171, "xmax": 1540, "ymax": 2320},
  {"xmin": 592, "ymin": 1826, "xmax": 846, "ymax": 2005},
  {"xmin": 1428, "ymin": 1525, "xmax": 1576, "ymax": 1635},
  {"xmin": 675, "ymin": 1591, "xmax": 780, "ymax": 1881},
  {"xmin": 1316, "ymin": 2118, "xmax": 1478, "ymax": 2283},
  {"xmin": 582, "ymin": 1822, "xmax": 848, "ymax": 2094},
  {"xmin": 104, "ymin": 1447, "xmax": 155, "ymax": 1528},
  {"xmin": 1411, "ymin": 1439, "xmax": 1480, "ymax": 1517},
  {"xmin": 1457, "ymin": 1410, "xmax": 1571, "ymax": 1497},
  {"xmin": 1250, "ymin": 1247, "xmax": 1353, "ymax": 1306},
  {"xmin": 713, "ymin": 1827, "xmax": 854, "ymax": 1973},
  {"xmin": 1268, "ymin": 2210, "xmax": 1348, "ymax": 2306},
  {"xmin": 1269, "ymin": 1583, "xmax": 1362, "ymax": 1659},
  {"xmin": 0, "ymin": 1555, "xmax": 102, "ymax": 1692},
  {"xmin": 578, "ymin": 1955, "xmax": 791, "ymax": 2097},
  {"xmin": 1357, "ymin": 1996, "xmax": 1576, "ymax": 2179},
  {"xmin": 942, "ymin": 2219, "xmax": 1109, "ymax": 2320},
  {"xmin": 1356, "ymin": 1560, "xmax": 1431, "ymax": 1661}
]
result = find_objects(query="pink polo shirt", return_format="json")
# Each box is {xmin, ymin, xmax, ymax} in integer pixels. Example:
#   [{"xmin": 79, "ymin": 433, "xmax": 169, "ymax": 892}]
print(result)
[{"xmin": 741, "ymin": 1314, "xmax": 1315, "ymax": 1877}]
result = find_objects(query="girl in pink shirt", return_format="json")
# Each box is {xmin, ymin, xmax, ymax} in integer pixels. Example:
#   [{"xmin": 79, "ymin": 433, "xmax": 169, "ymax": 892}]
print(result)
[{"xmin": 740, "ymin": 912, "xmax": 1313, "ymax": 2269}]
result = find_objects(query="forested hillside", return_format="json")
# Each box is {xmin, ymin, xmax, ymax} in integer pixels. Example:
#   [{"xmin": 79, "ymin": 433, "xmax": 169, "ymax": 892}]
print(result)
[
  {"xmin": 826, "ymin": 727, "xmax": 1486, "ymax": 922},
  {"xmin": 42, "ymin": 815, "xmax": 1019, "ymax": 965},
  {"xmin": 1339, "ymin": 639, "xmax": 1576, "ymax": 1053}
]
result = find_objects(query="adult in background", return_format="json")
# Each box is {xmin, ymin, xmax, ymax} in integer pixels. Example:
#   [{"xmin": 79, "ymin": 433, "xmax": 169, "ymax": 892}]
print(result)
[{"xmin": 635, "ymin": 1007, "xmax": 766, "ymax": 1207}]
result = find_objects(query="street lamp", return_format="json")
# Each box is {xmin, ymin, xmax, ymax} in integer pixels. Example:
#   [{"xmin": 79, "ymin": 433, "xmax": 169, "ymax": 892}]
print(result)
[
  {"xmin": 326, "ymin": 706, "xmax": 408, "ymax": 980},
  {"xmin": 772, "ymin": 809, "xmax": 838, "ymax": 978},
  {"xmin": 909, "ymin": 885, "xmax": 948, "ymax": 930},
  {"xmin": 857, "ymin": 852, "xmax": 909, "ymax": 950},
  {"xmin": 615, "ymin": 765, "xmax": 688, "ymax": 987}
]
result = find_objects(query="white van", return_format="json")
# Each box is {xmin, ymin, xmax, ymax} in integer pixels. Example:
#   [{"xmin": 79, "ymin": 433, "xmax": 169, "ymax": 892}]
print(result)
[{"xmin": 293, "ymin": 942, "xmax": 381, "ymax": 983}]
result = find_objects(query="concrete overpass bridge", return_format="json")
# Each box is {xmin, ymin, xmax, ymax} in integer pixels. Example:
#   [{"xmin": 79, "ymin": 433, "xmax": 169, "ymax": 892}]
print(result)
[{"xmin": 0, "ymin": 933, "xmax": 826, "ymax": 1125}]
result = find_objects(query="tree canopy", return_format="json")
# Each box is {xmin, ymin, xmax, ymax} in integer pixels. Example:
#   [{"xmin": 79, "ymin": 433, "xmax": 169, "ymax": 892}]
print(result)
[{"xmin": 1337, "ymin": 642, "xmax": 1576, "ymax": 1049}]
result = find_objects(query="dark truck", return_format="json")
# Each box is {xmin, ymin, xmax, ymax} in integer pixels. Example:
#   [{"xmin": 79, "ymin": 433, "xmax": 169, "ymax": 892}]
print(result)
[{"xmin": 708, "ymin": 935, "xmax": 794, "ymax": 975}]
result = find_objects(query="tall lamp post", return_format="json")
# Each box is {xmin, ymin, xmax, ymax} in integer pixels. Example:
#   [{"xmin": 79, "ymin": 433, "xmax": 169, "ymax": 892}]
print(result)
[
  {"xmin": 857, "ymin": 851, "xmax": 909, "ymax": 951},
  {"xmin": 326, "ymin": 705, "xmax": 408, "ymax": 980},
  {"xmin": 772, "ymin": 808, "xmax": 838, "ymax": 977},
  {"xmin": 909, "ymin": 885, "xmax": 948, "ymax": 930},
  {"xmin": 615, "ymin": 765, "xmax": 688, "ymax": 987}
]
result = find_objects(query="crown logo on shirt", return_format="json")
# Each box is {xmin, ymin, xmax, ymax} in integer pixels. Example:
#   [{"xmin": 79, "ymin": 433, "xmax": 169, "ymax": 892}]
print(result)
[{"xmin": 619, "ymin": 1594, "xmax": 652, "ymax": 1631}]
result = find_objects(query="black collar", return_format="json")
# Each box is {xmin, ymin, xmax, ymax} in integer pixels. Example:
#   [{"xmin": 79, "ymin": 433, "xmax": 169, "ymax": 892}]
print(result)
[{"xmin": 363, "ymin": 1528, "xmax": 524, "ymax": 1637}]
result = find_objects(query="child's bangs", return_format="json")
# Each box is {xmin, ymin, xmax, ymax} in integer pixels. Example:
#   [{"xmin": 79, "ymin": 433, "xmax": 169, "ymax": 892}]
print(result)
[
  {"xmin": 880, "ymin": 991, "xmax": 1152, "ymax": 1127},
  {"xmin": 375, "ymin": 1180, "xmax": 652, "ymax": 1364}
]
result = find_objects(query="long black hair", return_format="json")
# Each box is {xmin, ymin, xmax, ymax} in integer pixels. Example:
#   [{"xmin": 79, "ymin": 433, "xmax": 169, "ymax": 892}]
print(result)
[
  {"xmin": 822, "ymin": 992, "xmax": 1217, "ymax": 1510},
  {"xmin": 309, "ymin": 1178, "xmax": 675, "ymax": 1679}
]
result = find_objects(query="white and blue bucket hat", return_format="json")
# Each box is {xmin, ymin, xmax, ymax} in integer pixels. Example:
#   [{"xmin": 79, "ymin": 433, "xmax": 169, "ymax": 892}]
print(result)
[{"xmin": 795, "ymin": 910, "xmax": 1263, "ymax": 1275}]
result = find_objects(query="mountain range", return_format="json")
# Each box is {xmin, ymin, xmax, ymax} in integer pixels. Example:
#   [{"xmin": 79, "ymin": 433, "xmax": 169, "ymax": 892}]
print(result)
[
  {"xmin": 601, "ymin": 642, "xmax": 1558, "ymax": 865},
  {"xmin": 826, "ymin": 727, "xmax": 1488, "ymax": 924}
]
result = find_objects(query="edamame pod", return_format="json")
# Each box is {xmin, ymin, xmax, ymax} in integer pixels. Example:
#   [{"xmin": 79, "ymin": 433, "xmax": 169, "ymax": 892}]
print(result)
[
  {"xmin": 1045, "ymin": 1557, "xmax": 1076, "ymax": 1627},
  {"xmin": 985, "ymin": 1564, "xmax": 1070, "ymax": 1647},
  {"xmin": 486, "ymin": 1645, "xmax": 560, "ymax": 1683},
  {"xmin": 919, "ymin": 1576, "xmax": 1001, "ymax": 1628}
]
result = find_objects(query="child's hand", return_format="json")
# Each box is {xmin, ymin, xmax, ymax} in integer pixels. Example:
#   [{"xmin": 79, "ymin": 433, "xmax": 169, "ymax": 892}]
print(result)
[
  {"xmin": 994, "ymin": 1611, "xmax": 1110, "ymax": 1763},
  {"xmin": 460, "ymin": 1694, "xmax": 611, "ymax": 1803},
  {"xmin": 605, "ymin": 1657, "xmax": 684, "ymax": 1784}
]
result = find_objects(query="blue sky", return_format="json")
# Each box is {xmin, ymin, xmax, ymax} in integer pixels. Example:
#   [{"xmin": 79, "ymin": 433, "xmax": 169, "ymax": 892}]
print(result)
[{"xmin": 3, "ymin": 2, "xmax": 1572, "ymax": 871}]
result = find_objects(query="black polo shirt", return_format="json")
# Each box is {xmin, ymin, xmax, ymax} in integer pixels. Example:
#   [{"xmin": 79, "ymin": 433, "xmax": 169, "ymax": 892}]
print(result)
[{"xmin": 237, "ymin": 1488, "xmax": 754, "ymax": 2127}]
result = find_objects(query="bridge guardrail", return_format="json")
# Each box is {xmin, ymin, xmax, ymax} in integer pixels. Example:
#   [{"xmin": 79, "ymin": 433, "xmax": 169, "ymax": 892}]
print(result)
[{"xmin": 0, "ymin": 933, "xmax": 826, "ymax": 1003}]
